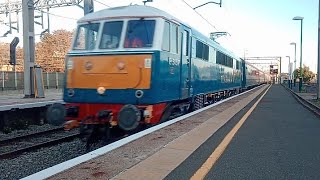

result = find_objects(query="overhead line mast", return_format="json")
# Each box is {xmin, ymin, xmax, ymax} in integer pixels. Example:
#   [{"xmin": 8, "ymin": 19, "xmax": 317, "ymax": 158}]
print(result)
[{"xmin": 12, "ymin": 0, "xmax": 93, "ymax": 98}]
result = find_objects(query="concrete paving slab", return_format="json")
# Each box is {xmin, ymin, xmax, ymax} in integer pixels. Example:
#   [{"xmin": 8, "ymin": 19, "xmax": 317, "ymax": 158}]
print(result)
[
  {"xmin": 0, "ymin": 89, "xmax": 63, "ymax": 111},
  {"xmin": 45, "ymin": 85, "xmax": 266, "ymax": 180},
  {"xmin": 113, "ymin": 85, "xmax": 267, "ymax": 180}
]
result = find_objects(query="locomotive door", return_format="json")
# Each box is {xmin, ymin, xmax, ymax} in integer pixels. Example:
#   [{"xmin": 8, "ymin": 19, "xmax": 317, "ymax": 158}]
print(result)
[{"xmin": 180, "ymin": 27, "xmax": 191, "ymax": 99}]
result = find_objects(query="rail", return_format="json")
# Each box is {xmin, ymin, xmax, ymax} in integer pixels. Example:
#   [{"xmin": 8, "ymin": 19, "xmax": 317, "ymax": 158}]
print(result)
[{"xmin": 0, "ymin": 128, "xmax": 80, "ymax": 159}]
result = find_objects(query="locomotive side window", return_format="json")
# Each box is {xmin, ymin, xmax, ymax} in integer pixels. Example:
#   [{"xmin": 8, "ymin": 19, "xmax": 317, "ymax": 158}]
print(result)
[
  {"xmin": 171, "ymin": 24, "xmax": 178, "ymax": 54},
  {"xmin": 196, "ymin": 40, "xmax": 209, "ymax": 61},
  {"xmin": 162, "ymin": 21, "xmax": 170, "ymax": 51},
  {"xmin": 216, "ymin": 51, "xmax": 233, "ymax": 68},
  {"xmin": 216, "ymin": 51, "xmax": 222, "ymax": 65},
  {"xmin": 100, "ymin": 21, "xmax": 123, "ymax": 49},
  {"xmin": 124, "ymin": 20, "xmax": 155, "ymax": 48},
  {"xmin": 73, "ymin": 23, "xmax": 100, "ymax": 50},
  {"xmin": 203, "ymin": 44, "xmax": 209, "ymax": 61},
  {"xmin": 209, "ymin": 47, "xmax": 216, "ymax": 63},
  {"xmin": 236, "ymin": 61, "xmax": 241, "ymax": 70},
  {"xmin": 226, "ymin": 56, "xmax": 233, "ymax": 68},
  {"xmin": 196, "ymin": 40, "xmax": 203, "ymax": 59}
]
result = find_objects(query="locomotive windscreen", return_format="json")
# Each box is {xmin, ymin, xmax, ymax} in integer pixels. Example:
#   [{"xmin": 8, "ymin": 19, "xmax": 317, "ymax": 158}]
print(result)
[
  {"xmin": 73, "ymin": 23, "xmax": 100, "ymax": 50},
  {"xmin": 124, "ymin": 20, "xmax": 155, "ymax": 48}
]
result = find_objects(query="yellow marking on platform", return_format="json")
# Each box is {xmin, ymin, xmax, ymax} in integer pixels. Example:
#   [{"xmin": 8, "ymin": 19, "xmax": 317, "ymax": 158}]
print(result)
[{"xmin": 191, "ymin": 85, "xmax": 271, "ymax": 180}]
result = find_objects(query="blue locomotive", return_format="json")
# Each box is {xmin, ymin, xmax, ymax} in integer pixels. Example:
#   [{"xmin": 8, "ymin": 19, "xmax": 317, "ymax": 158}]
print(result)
[{"xmin": 47, "ymin": 5, "xmax": 268, "ymax": 136}]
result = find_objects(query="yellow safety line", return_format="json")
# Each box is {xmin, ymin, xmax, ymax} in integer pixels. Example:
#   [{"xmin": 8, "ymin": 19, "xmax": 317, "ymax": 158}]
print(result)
[{"xmin": 191, "ymin": 85, "xmax": 271, "ymax": 180}]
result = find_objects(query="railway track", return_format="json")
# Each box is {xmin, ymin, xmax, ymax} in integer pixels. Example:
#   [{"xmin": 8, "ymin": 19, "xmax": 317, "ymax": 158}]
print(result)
[{"xmin": 0, "ymin": 127, "xmax": 80, "ymax": 159}]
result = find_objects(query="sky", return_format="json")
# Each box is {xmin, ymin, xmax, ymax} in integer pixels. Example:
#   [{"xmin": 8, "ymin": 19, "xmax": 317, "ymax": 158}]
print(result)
[{"xmin": 0, "ymin": 0, "xmax": 318, "ymax": 73}]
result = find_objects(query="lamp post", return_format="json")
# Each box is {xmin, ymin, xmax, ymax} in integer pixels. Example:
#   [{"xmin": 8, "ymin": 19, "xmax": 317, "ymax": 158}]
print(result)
[
  {"xmin": 293, "ymin": 16, "xmax": 304, "ymax": 92},
  {"xmin": 290, "ymin": 42, "xmax": 297, "ymax": 87},
  {"xmin": 279, "ymin": 57, "xmax": 282, "ymax": 84},
  {"xmin": 286, "ymin": 55, "xmax": 292, "ymax": 88},
  {"xmin": 317, "ymin": 1, "xmax": 320, "ymax": 99}
]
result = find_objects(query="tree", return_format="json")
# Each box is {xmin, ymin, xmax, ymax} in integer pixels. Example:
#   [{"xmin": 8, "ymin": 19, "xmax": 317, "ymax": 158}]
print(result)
[
  {"xmin": 0, "ymin": 30, "xmax": 73, "ymax": 72},
  {"xmin": 0, "ymin": 43, "xmax": 10, "ymax": 67},
  {"xmin": 293, "ymin": 65, "xmax": 315, "ymax": 83},
  {"xmin": 0, "ymin": 43, "xmax": 24, "ymax": 71},
  {"xmin": 36, "ymin": 29, "xmax": 73, "ymax": 72}
]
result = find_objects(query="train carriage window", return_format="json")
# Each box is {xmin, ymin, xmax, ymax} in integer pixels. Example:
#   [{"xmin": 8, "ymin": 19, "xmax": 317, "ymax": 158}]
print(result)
[
  {"xmin": 124, "ymin": 20, "xmax": 155, "ymax": 48},
  {"xmin": 171, "ymin": 24, "xmax": 178, "ymax": 54},
  {"xmin": 100, "ymin": 21, "xmax": 123, "ymax": 49},
  {"xmin": 162, "ymin": 21, "xmax": 170, "ymax": 51},
  {"xmin": 73, "ymin": 23, "xmax": 100, "ymax": 50}
]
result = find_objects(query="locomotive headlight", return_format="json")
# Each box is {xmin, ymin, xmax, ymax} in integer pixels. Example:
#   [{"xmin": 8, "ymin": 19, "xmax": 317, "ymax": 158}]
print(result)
[
  {"xmin": 143, "ymin": 109, "xmax": 151, "ymax": 117},
  {"xmin": 67, "ymin": 59, "xmax": 73, "ymax": 70},
  {"xmin": 97, "ymin": 87, "xmax": 106, "ymax": 95}
]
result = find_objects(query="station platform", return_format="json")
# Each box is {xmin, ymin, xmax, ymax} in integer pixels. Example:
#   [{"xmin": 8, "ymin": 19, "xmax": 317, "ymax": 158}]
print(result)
[
  {"xmin": 0, "ymin": 89, "xmax": 63, "ymax": 111},
  {"xmin": 23, "ymin": 84, "xmax": 320, "ymax": 179}
]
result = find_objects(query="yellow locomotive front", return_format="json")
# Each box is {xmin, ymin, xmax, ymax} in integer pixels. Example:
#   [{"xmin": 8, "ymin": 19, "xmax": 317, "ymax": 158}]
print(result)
[{"xmin": 47, "ymin": 5, "xmax": 174, "ymax": 136}]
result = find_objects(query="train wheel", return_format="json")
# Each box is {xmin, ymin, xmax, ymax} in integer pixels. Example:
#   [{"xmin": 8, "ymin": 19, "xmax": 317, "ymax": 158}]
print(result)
[
  {"xmin": 46, "ymin": 103, "xmax": 65, "ymax": 126},
  {"xmin": 159, "ymin": 104, "xmax": 174, "ymax": 123}
]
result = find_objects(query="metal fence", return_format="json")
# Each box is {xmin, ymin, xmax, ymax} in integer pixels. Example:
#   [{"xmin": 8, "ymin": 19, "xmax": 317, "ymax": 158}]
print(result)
[
  {"xmin": 283, "ymin": 80, "xmax": 317, "ymax": 93},
  {"xmin": 0, "ymin": 71, "xmax": 64, "ymax": 90}
]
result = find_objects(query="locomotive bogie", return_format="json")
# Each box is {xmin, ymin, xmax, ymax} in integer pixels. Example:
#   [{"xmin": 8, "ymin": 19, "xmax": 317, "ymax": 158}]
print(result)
[{"xmin": 64, "ymin": 103, "xmax": 167, "ymax": 130}]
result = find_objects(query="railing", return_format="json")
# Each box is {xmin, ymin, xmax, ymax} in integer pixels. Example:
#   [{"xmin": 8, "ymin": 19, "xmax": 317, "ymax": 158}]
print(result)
[
  {"xmin": 283, "ymin": 80, "xmax": 317, "ymax": 94},
  {"xmin": 0, "ymin": 71, "xmax": 64, "ymax": 90}
]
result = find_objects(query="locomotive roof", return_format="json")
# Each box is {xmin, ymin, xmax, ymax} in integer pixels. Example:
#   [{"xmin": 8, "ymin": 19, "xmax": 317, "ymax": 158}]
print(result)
[
  {"xmin": 77, "ymin": 5, "xmax": 242, "ymax": 61},
  {"xmin": 78, "ymin": 5, "xmax": 180, "ymax": 23}
]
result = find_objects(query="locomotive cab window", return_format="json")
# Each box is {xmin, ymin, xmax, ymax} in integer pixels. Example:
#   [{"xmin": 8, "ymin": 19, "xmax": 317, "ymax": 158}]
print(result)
[
  {"xmin": 100, "ymin": 21, "xmax": 123, "ymax": 49},
  {"xmin": 124, "ymin": 20, "xmax": 155, "ymax": 48},
  {"xmin": 73, "ymin": 23, "xmax": 100, "ymax": 50},
  {"xmin": 162, "ymin": 21, "xmax": 170, "ymax": 51}
]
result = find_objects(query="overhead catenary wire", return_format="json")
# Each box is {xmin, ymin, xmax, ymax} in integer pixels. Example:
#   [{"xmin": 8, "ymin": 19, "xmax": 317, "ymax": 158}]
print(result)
[
  {"xmin": 39, "ymin": 10, "xmax": 78, "ymax": 21},
  {"xmin": 180, "ymin": 0, "xmax": 219, "ymax": 31},
  {"xmin": 43, "ymin": 1, "xmax": 112, "ymax": 21},
  {"xmin": 94, "ymin": 0, "xmax": 111, "ymax": 7}
]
